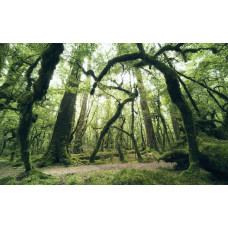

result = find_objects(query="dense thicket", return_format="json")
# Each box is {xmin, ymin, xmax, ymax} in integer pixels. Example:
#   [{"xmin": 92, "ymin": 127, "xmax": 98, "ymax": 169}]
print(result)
[{"xmin": 0, "ymin": 43, "xmax": 227, "ymax": 176}]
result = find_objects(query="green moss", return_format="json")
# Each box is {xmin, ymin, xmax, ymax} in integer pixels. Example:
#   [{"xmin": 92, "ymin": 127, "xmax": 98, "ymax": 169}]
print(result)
[
  {"xmin": 111, "ymin": 169, "xmax": 177, "ymax": 185},
  {"xmin": 0, "ymin": 168, "xmax": 58, "ymax": 185},
  {"xmin": 178, "ymin": 168, "xmax": 215, "ymax": 185},
  {"xmin": 16, "ymin": 169, "xmax": 50, "ymax": 181},
  {"xmin": 39, "ymin": 147, "xmax": 73, "ymax": 167},
  {"xmin": 63, "ymin": 171, "xmax": 117, "ymax": 185},
  {"xmin": 0, "ymin": 176, "xmax": 14, "ymax": 185},
  {"xmin": 64, "ymin": 174, "xmax": 84, "ymax": 185},
  {"xmin": 1, "ymin": 167, "xmax": 227, "ymax": 185},
  {"xmin": 199, "ymin": 140, "xmax": 228, "ymax": 177}
]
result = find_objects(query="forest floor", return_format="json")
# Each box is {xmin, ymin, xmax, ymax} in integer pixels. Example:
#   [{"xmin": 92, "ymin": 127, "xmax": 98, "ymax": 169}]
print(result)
[
  {"xmin": 0, "ymin": 157, "xmax": 227, "ymax": 185},
  {"xmin": 0, "ymin": 157, "xmax": 174, "ymax": 177}
]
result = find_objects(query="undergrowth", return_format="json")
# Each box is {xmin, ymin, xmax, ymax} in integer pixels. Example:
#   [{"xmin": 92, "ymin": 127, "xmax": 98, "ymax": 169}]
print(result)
[{"xmin": 1, "ymin": 168, "xmax": 227, "ymax": 185}]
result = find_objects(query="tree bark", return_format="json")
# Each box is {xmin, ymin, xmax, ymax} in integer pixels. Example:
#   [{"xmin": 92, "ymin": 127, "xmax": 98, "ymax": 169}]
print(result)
[
  {"xmin": 73, "ymin": 93, "xmax": 89, "ymax": 153},
  {"xmin": 156, "ymin": 94, "xmax": 171, "ymax": 148},
  {"xmin": 115, "ymin": 117, "xmax": 126, "ymax": 162},
  {"xmin": 170, "ymin": 104, "xmax": 181, "ymax": 140},
  {"xmin": 135, "ymin": 69, "xmax": 158, "ymax": 150},
  {"xmin": 130, "ymin": 99, "xmax": 142, "ymax": 161},
  {"xmin": 42, "ymin": 65, "xmax": 81, "ymax": 165}
]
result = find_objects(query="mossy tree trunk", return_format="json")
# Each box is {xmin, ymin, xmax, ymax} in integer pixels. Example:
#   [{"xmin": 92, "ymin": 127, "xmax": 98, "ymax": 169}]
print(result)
[
  {"xmin": 117, "ymin": 117, "xmax": 126, "ymax": 162},
  {"xmin": 130, "ymin": 99, "xmax": 142, "ymax": 161},
  {"xmin": 73, "ymin": 93, "xmax": 89, "ymax": 153},
  {"xmin": 18, "ymin": 44, "xmax": 64, "ymax": 171},
  {"xmin": 135, "ymin": 69, "xmax": 158, "ymax": 150},
  {"xmin": 148, "ymin": 58, "xmax": 200, "ymax": 167},
  {"xmin": 137, "ymin": 106, "xmax": 146, "ymax": 150},
  {"xmin": 115, "ymin": 118, "xmax": 125, "ymax": 162},
  {"xmin": 170, "ymin": 104, "xmax": 181, "ymax": 141},
  {"xmin": 73, "ymin": 75, "xmax": 91, "ymax": 154},
  {"xmin": 157, "ymin": 95, "xmax": 171, "ymax": 148},
  {"xmin": 43, "ymin": 66, "xmax": 81, "ymax": 165},
  {"xmin": 18, "ymin": 103, "xmax": 33, "ymax": 171}
]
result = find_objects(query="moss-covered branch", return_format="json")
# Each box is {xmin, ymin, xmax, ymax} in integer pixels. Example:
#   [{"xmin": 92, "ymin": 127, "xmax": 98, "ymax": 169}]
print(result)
[
  {"xmin": 90, "ymin": 53, "xmax": 143, "ymax": 95},
  {"xmin": 33, "ymin": 44, "xmax": 64, "ymax": 101}
]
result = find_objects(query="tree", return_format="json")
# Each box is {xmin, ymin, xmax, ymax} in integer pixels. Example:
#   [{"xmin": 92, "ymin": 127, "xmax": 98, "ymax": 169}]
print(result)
[
  {"xmin": 18, "ymin": 43, "xmax": 64, "ymax": 171},
  {"xmin": 41, "ymin": 63, "xmax": 81, "ymax": 165},
  {"xmin": 73, "ymin": 77, "xmax": 90, "ymax": 154},
  {"xmin": 135, "ymin": 69, "xmax": 158, "ymax": 150}
]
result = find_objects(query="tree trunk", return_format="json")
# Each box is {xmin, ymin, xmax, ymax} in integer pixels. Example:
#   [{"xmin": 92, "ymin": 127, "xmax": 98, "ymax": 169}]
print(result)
[
  {"xmin": 130, "ymin": 99, "xmax": 142, "ymax": 161},
  {"xmin": 148, "ymin": 58, "xmax": 200, "ymax": 168},
  {"xmin": 135, "ymin": 69, "xmax": 158, "ymax": 150},
  {"xmin": 18, "ymin": 103, "xmax": 33, "ymax": 170},
  {"xmin": 137, "ymin": 105, "xmax": 146, "ymax": 150},
  {"xmin": 157, "ymin": 94, "xmax": 171, "ymax": 148},
  {"xmin": 43, "ymin": 66, "xmax": 81, "ymax": 165},
  {"xmin": 170, "ymin": 104, "xmax": 181, "ymax": 140},
  {"xmin": 73, "ymin": 93, "xmax": 89, "ymax": 153},
  {"xmin": 115, "ymin": 118, "xmax": 125, "ymax": 162}
]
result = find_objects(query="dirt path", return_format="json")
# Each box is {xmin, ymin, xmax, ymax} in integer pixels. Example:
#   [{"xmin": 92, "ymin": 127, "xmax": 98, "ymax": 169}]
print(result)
[
  {"xmin": 0, "ymin": 158, "xmax": 175, "ymax": 178},
  {"xmin": 40, "ymin": 161, "xmax": 174, "ymax": 175}
]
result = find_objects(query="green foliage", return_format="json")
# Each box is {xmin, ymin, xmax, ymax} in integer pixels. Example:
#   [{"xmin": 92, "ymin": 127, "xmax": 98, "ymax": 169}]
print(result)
[{"xmin": 178, "ymin": 168, "xmax": 216, "ymax": 185}]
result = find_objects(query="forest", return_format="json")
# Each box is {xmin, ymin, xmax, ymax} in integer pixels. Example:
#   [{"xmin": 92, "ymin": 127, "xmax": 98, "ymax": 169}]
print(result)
[{"xmin": 0, "ymin": 43, "xmax": 227, "ymax": 185}]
